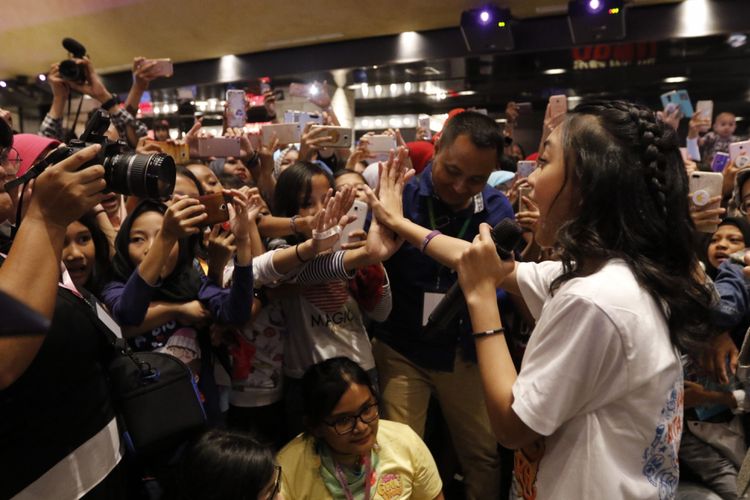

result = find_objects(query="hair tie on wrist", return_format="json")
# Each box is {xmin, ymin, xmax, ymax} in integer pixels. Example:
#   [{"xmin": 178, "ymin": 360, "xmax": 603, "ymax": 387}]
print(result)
[
  {"xmin": 290, "ymin": 215, "xmax": 300, "ymax": 234},
  {"xmin": 472, "ymin": 327, "xmax": 505, "ymax": 338},
  {"xmin": 295, "ymin": 243, "xmax": 310, "ymax": 263}
]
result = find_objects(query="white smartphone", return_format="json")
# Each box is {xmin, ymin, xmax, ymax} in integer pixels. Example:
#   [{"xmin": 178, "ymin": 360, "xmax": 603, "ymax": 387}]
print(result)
[
  {"xmin": 688, "ymin": 171, "xmax": 723, "ymax": 233},
  {"xmin": 730, "ymin": 140, "xmax": 750, "ymax": 169},
  {"xmin": 261, "ymin": 123, "xmax": 301, "ymax": 145},
  {"xmin": 226, "ymin": 89, "xmax": 246, "ymax": 128},
  {"xmin": 695, "ymin": 100, "xmax": 713, "ymax": 124},
  {"xmin": 367, "ymin": 134, "xmax": 397, "ymax": 153},
  {"xmin": 149, "ymin": 58, "xmax": 173, "ymax": 78},
  {"xmin": 310, "ymin": 125, "xmax": 353, "ymax": 148},
  {"xmin": 517, "ymin": 161, "xmax": 536, "ymax": 178},
  {"xmin": 518, "ymin": 185, "xmax": 531, "ymax": 213},
  {"xmin": 197, "ymin": 137, "xmax": 241, "ymax": 158},
  {"xmin": 283, "ymin": 110, "xmax": 323, "ymax": 129},
  {"xmin": 333, "ymin": 199, "xmax": 368, "ymax": 251},
  {"xmin": 418, "ymin": 115, "xmax": 432, "ymax": 140}
]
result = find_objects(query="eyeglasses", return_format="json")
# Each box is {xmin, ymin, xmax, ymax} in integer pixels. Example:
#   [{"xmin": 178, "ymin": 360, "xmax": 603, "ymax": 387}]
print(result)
[
  {"xmin": 0, "ymin": 147, "xmax": 22, "ymax": 174},
  {"xmin": 266, "ymin": 465, "xmax": 282, "ymax": 500},
  {"xmin": 325, "ymin": 401, "xmax": 379, "ymax": 435}
]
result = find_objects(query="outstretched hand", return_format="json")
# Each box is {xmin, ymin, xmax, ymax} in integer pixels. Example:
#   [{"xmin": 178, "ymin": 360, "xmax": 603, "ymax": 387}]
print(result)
[
  {"xmin": 363, "ymin": 146, "xmax": 413, "ymax": 230},
  {"xmin": 456, "ymin": 223, "xmax": 515, "ymax": 301},
  {"xmin": 309, "ymin": 186, "xmax": 356, "ymax": 255}
]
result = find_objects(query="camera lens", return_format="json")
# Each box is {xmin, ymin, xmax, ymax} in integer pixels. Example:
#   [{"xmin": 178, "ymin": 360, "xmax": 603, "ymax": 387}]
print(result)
[
  {"xmin": 58, "ymin": 60, "xmax": 84, "ymax": 83},
  {"xmin": 105, "ymin": 152, "xmax": 176, "ymax": 200}
]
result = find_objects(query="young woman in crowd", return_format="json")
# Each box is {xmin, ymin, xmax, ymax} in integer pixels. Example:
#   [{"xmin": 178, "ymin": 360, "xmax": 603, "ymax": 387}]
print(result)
[
  {"xmin": 278, "ymin": 357, "xmax": 444, "ymax": 500},
  {"xmin": 169, "ymin": 428, "xmax": 282, "ymax": 500},
  {"xmin": 271, "ymin": 160, "xmax": 402, "ymax": 436},
  {"xmin": 367, "ymin": 100, "xmax": 714, "ymax": 499},
  {"xmin": 62, "ymin": 212, "xmax": 112, "ymax": 296}
]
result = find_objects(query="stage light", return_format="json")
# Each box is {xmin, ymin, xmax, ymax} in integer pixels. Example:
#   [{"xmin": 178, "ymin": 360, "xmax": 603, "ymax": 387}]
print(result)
[
  {"xmin": 38, "ymin": 74, "xmax": 47, "ymax": 82},
  {"xmin": 568, "ymin": 0, "xmax": 625, "ymax": 44},
  {"xmin": 460, "ymin": 4, "xmax": 514, "ymax": 52},
  {"xmin": 544, "ymin": 68, "xmax": 567, "ymax": 75}
]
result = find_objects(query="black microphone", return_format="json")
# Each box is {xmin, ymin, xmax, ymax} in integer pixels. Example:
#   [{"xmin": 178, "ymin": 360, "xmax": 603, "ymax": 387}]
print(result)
[
  {"xmin": 424, "ymin": 218, "xmax": 523, "ymax": 337},
  {"xmin": 62, "ymin": 37, "xmax": 87, "ymax": 58}
]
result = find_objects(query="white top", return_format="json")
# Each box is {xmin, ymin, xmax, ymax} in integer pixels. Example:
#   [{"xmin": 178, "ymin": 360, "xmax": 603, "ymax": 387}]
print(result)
[{"xmin": 511, "ymin": 260, "xmax": 683, "ymax": 500}]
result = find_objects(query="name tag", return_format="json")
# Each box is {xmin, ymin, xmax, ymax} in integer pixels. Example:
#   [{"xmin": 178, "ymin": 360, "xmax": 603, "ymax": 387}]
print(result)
[
  {"xmin": 422, "ymin": 292, "xmax": 445, "ymax": 326},
  {"xmin": 94, "ymin": 302, "xmax": 123, "ymax": 339}
]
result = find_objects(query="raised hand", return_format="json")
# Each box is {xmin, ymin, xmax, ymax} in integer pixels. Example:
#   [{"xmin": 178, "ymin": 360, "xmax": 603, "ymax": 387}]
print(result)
[
  {"xmin": 516, "ymin": 196, "xmax": 540, "ymax": 232},
  {"xmin": 207, "ymin": 225, "xmax": 237, "ymax": 275},
  {"xmin": 363, "ymin": 146, "xmax": 413, "ymax": 230},
  {"xmin": 66, "ymin": 57, "xmax": 113, "ymax": 105},
  {"xmin": 161, "ymin": 196, "xmax": 207, "ymax": 240},
  {"xmin": 299, "ymin": 123, "xmax": 333, "ymax": 161},
  {"xmin": 363, "ymin": 217, "xmax": 403, "ymax": 262},
  {"xmin": 309, "ymin": 187, "xmax": 356, "ymax": 255}
]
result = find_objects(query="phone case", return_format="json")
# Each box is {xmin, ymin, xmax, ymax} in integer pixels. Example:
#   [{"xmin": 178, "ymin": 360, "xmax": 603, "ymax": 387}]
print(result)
[
  {"xmin": 150, "ymin": 59, "xmax": 173, "ymax": 78},
  {"xmin": 197, "ymin": 137, "xmax": 241, "ymax": 158},
  {"xmin": 695, "ymin": 100, "xmax": 713, "ymax": 122},
  {"xmin": 367, "ymin": 134, "xmax": 397, "ymax": 152},
  {"xmin": 311, "ymin": 126, "xmax": 353, "ymax": 148},
  {"xmin": 660, "ymin": 90, "xmax": 694, "ymax": 118},
  {"xmin": 418, "ymin": 115, "xmax": 432, "ymax": 140},
  {"xmin": 198, "ymin": 193, "xmax": 232, "ymax": 226},
  {"xmin": 517, "ymin": 161, "xmax": 536, "ymax": 178},
  {"xmin": 283, "ymin": 110, "xmax": 323, "ymax": 128},
  {"xmin": 261, "ymin": 123, "xmax": 301, "ymax": 145},
  {"xmin": 711, "ymin": 152, "xmax": 731, "ymax": 173},
  {"xmin": 152, "ymin": 141, "xmax": 189, "ymax": 165},
  {"xmin": 226, "ymin": 89, "xmax": 246, "ymax": 128},
  {"xmin": 730, "ymin": 141, "xmax": 750, "ymax": 168},
  {"xmin": 518, "ymin": 185, "xmax": 531, "ymax": 213},
  {"xmin": 689, "ymin": 171, "xmax": 723, "ymax": 233},
  {"xmin": 333, "ymin": 200, "xmax": 368, "ymax": 251},
  {"xmin": 549, "ymin": 95, "xmax": 567, "ymax": 116}
]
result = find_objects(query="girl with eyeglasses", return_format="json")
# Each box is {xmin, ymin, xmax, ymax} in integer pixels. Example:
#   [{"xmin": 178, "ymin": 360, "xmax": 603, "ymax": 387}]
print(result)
[{"xmin": 277, "ymin": 357, "xmax": 444, "ymax": 500}]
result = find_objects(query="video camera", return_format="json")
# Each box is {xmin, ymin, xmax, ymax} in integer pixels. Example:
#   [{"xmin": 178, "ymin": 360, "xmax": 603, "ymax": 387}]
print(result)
[
  {"xmin": 59, "ymin": 37, "xmax": 88, "ymax": 84},
  {"xmin": 6, "ymin": 109, "xmax": 176, "ymax": 200}
]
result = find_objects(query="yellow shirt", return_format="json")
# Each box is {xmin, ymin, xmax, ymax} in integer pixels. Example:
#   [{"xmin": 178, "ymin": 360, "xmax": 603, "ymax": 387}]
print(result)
[{"xmin": 278, "ymin": 420, "xmax": 442, "ymax": 500}]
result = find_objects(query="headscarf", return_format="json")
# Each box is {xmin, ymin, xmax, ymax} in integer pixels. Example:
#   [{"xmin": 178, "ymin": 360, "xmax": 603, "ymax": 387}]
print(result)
[
  {"xmin": 274, "ymin": 145, "xmax": 298, "ymax": 179},
  {"xmin": 111, "ymin": 199, "xmax": 202, "ymax": 302},
  {"xmin": 703, "ymin": 216, "xmax": 750, "ymax": 279}
]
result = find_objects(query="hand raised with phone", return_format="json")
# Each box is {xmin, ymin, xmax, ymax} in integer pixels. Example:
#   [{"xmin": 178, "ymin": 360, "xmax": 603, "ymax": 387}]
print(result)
[
  {"xmin": 161, "ymin": 196, "xmax": 207, "ymax": 241},
  {"xmin": 364, "ymin": 146, "xmax": 413, "ymax": 231}
]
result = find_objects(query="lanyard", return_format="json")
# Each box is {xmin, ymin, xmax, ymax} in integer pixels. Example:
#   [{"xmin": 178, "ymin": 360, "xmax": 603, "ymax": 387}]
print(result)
[
  {"xmin": 332, "ymin": 453, "xmax": 373, "ymax": 500},
  {"xmin": 427, "ymin": 197, "xmax": 474, "ymax": 290}
]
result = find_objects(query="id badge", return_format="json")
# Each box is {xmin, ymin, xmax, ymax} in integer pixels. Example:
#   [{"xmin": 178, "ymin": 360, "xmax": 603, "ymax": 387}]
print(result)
[{"xmin": 423, "ymin": 292, "xmax": 445, "ymax": 326}]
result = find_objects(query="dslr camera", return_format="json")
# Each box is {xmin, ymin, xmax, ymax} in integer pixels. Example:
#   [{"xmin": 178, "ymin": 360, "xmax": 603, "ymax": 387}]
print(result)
[
  {"xmin": 6, "ymin": 109, "xmax": 176, "ymax": 200},
  {"xmin": 58, "ymin": 37, "xmax": 88, "ymax": 84}
]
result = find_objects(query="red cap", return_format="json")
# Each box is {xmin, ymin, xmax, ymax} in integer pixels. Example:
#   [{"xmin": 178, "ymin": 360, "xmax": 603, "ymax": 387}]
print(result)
[
  {"xmin": 12, "ymin": 134, "xmax": 60, "ymax": 177},
  {"xmin": 405, "ymin": 140, "xmax": 434, "ymax": 174}
]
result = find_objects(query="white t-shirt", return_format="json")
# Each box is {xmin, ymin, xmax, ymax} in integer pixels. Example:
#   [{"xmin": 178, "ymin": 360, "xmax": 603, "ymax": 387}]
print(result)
[{"xmin": 511, "ymin": 260, "xmax": 683, "ymax": 500}]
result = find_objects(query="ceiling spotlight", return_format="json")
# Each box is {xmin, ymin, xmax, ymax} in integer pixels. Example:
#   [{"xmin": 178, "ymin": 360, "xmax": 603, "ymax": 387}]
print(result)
[
  {"xmin": 663, "ymin": 76, "xmax": 688, "ymax": 84},
  {"xmin": 460, "ymin": 4, "xmax": 514, "ymax": 52},
  {"xmin": 479, "ymin": 10, "xmax": 491, "ymax": 24},
  {"xmin": 728, "ymin": 33, "xmax": 747, "ymax": 48},
  {"xmin": 0, "ymin": 81, "xmax": 6, "ymax": 88},
  {"xmin": 587, "ymin": 0, "xmax": 602, "ymax": 13},
  {"xmin": 38, "ymin": 73, "xmax": 47, "ymax": 82},
  {"xmin": 568, "ymin": 0, "xmax": 625, "ymax": 44},
  {"xmin": 309, "ymin": 84, "xmax": 319, "ymax": 96},
  {"xmin": 544, "ymin": 68, "xmax": 567, "ymax": 75}
]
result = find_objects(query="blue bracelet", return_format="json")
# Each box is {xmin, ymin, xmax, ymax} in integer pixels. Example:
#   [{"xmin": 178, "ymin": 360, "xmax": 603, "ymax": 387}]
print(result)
[{"xmin": 421, "ymin": 230, "xmax": 442, "ymax": 253}]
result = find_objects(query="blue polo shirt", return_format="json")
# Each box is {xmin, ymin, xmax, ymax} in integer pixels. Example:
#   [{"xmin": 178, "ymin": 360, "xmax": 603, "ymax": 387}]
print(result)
[{"xmin": 372, "ymin": 164, "xmax": 515, "ymax": 371}]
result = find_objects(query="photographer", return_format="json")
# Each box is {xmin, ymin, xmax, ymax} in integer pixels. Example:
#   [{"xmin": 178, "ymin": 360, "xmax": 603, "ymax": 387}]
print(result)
[
  {"xmin": 42, "ymin": 57, "xmax": 147, "ymax": 148},
  {"xmin": 0, "ymin": 132, "xmax": 126, "ymax": 498}
]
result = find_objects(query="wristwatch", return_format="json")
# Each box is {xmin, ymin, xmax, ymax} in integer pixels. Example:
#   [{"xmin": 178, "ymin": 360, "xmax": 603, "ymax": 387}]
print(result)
[{"xmin": 100, "ymin": 95, "xmax": 121, "ymax": 111}]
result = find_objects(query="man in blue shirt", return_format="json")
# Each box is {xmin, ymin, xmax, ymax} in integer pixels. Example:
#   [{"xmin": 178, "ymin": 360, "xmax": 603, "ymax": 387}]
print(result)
[{"xmin": 372, "ymin": 111, "xmax": 514, "ymax": 499}]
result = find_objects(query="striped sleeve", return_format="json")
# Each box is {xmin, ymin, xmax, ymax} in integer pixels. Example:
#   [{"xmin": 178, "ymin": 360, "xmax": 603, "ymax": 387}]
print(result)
[
  {"xmin": 366, "ymin": 270, "xmax": 392, "ymax": 322},
  {"xmin": 39, "ymin": 114, "xmax": 63, "ymax": 140},
  {"xmin": 295, "ymin": 251, "xmax": 354, "ymax": 285}
]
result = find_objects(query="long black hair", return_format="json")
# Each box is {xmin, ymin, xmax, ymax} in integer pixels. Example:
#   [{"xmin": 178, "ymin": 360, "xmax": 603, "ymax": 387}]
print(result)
[
  {"xmin": 170, "ymin": 428, "xmax": 276, "ymax": 500},
  {"xmin": 549, "ymin": 100, "xmax": 713, "ymax": 353},
  {"xmin": 301, "ymin": 357, "xmax": 377, "ymax": 433},
  {"xmin": 76, "ymin": 212, "xmax": 112, "ymax": 296}
]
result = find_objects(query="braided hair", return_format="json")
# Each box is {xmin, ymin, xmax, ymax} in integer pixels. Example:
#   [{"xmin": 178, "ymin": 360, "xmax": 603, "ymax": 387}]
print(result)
[{"xmin": 549, "ymin": 100, "xmax": 713, "ymax": 352}]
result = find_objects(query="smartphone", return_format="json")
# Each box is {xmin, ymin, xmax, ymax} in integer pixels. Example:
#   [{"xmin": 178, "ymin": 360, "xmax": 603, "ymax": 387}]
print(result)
[
  {"xmin": 730, "ymin": 140, "xmax": 750, "ymax": 169},
  {"xmin": 151, "ymin": 140, "xmax": 189, "ymax": 164},
  {"xmin": 149, "ymin": 58, "xmax": 173, "ymax": 78},
  {"xmin": 197, "ymin": 137, "xmax": 241, "ymax": 158},
  {"xmin": 310, "ymin": 125, "xmax": 353, "ymax": 148},
  {"xmin": 259, "ymin": 78, "xmax": 271, "ymax": 94},
  {"xmin": 695, "ymin": 100, "xmax": 713, "ymax": 130},
  {"xmin": 660, "ymin": 90, "xmax": 694, "ymax": 118},
  {"xmin": 689, "ymin": 171, "xmax": 723, "ymax": 233},
  {"xmin": 247, "ymin": 133, "xmax": 262, "ymax": 151},
  {"xmin": 549, "ymin": 95, "xmax": 567, "ymax": 116},
  {"xmin": 261, "ymin": 123, "xmax": 301, "ymax": 145},
  {"xmin": 226, "ymin": 89, "xmax": 246, "ymax": 128},
  {"xmin": 367, "ymin": 134, "xmax": 397, "ymax": 153},
  {"xmin": 333, "ymin": 199, "xmax": 368, "ymax": 251},
  {"xmin": 418, "ymin": 115, "xmax": 432, "ymax": 140},
  {"xmin": 517, "ymin": 161, "xmax": 536, "ymax": 179},
  {"xmin": 289, "ymin": 83, "xmax": 310, "ymax": 98},
  {"xmin": 711, "ymin": 152, "xmax": 731, "ymax": 173},
  {"xmin": 283, "ymin": 110, "xmax": 323, "ymax": 129},
  {"xmin": 198, "ymin": 192, "xmax": 233, "ymax": 226},
  {"xmin": 518, "ymin": 185, "xmax": 531, "ymax": 213},
  {"xmin": 516, "ymin": 102, "xmax": 532, "ymax": 114}
]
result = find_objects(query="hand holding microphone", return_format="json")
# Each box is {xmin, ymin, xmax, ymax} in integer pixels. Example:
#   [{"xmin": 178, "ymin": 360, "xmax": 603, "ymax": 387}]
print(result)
[{"xmin": 424, "ymin": 218, "xmax": 522, "ymax": 337}]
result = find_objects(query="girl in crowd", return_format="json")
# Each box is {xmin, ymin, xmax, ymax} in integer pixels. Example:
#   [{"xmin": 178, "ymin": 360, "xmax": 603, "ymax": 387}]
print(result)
[
  {"xmin": 367, "ymin": 100, "xmax": 713, "ymax": 499},
  {"xmin": 169, "ymin": 428, "xmax": 282, "ymax": 500},
  {"xmin": 272, "ymin": 161, "xmax": 400, "ymax": 436},
  {"xmin": 62, "ymin": 212, "xmax": 111, "ymax": 296},
  {"xmin": 278, "ymin": 357, "xmax": 444, "ymax": 500}
]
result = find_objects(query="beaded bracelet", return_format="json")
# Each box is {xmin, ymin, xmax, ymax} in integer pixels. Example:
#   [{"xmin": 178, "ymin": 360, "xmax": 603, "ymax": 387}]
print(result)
[
  {"xmin": 421, "ymin": 230, "xmax": 442, "ymax": 253},
  {"xmin": 472, "ymin": 327, "xmax": 505, "ymax": 338}
]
